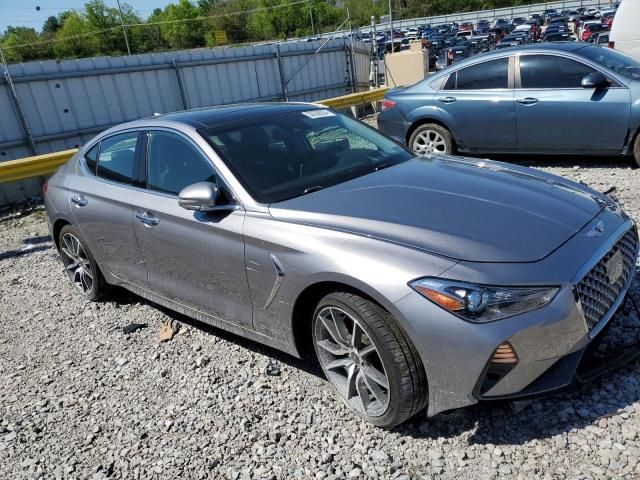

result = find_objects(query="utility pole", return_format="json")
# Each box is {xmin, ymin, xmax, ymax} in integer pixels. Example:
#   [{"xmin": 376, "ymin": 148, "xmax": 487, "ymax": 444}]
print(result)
[
  {"xmin": 309, "ymin": 0, "xmax": 315, "ymax": 36},
  {"xmin": 116, "ymin": 0, "xmax": 132, "ymax": 56},
  {"xmin": 388, "ymin": 0, "xmax": 394, "ymax": 53}
]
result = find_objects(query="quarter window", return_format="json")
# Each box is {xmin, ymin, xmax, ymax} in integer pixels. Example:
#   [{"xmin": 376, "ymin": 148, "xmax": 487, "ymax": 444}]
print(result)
[
  {"xmin": 519, "ymin": 55, "xmax": 595, "ymax": 88},
  {"xmin": 454, "ymin": 58, "xmax": 509, "ymax": 90},
  {"xmin": 146, "ymin": 131, "xmax": 216, "ymax": 196},
  {"xmin": 96, "ymin": 132, "xmax": 138, "ymax": 184}
]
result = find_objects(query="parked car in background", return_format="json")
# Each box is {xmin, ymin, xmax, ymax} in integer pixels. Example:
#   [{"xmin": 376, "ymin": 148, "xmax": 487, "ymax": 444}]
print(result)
[
  {"xmin": 379, "ymin": 43, "xmax": 640, "ymax": 166},
  {"xmin": 44, "ymin": 102, "xmax": 640, "ymax": 429},
  {"xmin": 591, "ymin": 32, "xmax": 610, "ymax": 45},
  {"xmin": 610, "ymin": 0, "xmax": 640, "ymax": 59},
  {"xmin": 544, "ymin": 32, "xmax": 573, "ymax": 42},
  {"xmin": 582, "ymin": 23, "xmax": 609, "ymax": 42}
]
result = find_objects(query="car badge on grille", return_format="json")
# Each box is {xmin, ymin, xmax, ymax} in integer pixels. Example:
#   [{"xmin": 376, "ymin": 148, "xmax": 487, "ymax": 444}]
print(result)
[
  {"xmin": 586, "ymin": 220, "xmax": 605, "ymax": 237},
  {"xmin": 605, "ymin": 249, "xmax": 624, "ymax": 285}
]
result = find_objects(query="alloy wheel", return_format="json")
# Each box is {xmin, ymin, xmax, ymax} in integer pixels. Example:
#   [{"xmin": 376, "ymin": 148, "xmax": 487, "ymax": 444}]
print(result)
[
  {"xmin": 315, "ymin": 306, "xmax": 391, "ymax": 417},
  {"xmin": 413, "ymin": 129, "xmax": 447, "ymax": 155},
  {"xmin": 60, "ymin": 232, "xmax": 94, "ymax": 295}
]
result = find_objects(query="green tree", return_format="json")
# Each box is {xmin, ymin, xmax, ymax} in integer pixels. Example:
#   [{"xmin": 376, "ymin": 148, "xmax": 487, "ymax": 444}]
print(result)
[
  {"xmin": 53, "ymin": 12, "xmax": 101, "ymax": 59},
  {"xmin": 1, "ymin": 27, "xmax": 44, "ymax": 63},
  {"xmin": 157, "ymin": 0, "xmax": 203, "ymax": 49}
]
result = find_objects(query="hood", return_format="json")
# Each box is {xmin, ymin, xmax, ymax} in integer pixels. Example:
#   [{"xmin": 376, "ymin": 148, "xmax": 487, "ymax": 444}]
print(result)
[{"xmin": 269, "ymin": 157, "xmax": 606, "ymax": 263}]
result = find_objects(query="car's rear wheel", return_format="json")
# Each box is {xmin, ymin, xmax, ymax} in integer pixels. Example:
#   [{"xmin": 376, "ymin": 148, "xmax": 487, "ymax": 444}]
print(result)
[
  {"xmin": 409, "ymin": 123, "xmax": 454, "ymax": 156},
  {"xmin": 312, "ymin": 291, "xmax": 428, "ymax": 427},
  {"xmin": 633, "ymin": 132, "xmax": 640, "ymax": 168},
  {"xmin": 58, "ymin": 225, "xmax": 108, "ymax": 301}
]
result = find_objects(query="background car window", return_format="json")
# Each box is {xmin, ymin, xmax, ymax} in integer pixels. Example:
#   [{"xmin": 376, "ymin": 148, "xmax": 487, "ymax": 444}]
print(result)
[
  {"xmin": 96, "ymin": 132, "xmax": 138, "ymax": 184},
  {"xmin": 84, "ymin": 143, "xmax": 99, "ymax": 175},
  {"xmin": 147, "ymin": 131, "xmax": 216, "ymax": 195},
  {"xmin": 456, "ymin": 58, "xmax": 509, "ymax": 90},
  {"xmin": 520, "ymin": 55, "xmax": 595, "ymax": 88}
]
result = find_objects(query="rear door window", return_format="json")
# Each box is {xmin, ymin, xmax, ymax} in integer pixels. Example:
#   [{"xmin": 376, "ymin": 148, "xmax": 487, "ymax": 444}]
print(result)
[
  {"xmin": 445, "ymin": 57, "xmax": 509, "ymax": 90},
  {"xmin": 96, "ymin": 132, "xmax": 138, "ymax": 185},
  {"xmin": 519, "ymin": 54, "xmax": 595, "ymax": 88}
]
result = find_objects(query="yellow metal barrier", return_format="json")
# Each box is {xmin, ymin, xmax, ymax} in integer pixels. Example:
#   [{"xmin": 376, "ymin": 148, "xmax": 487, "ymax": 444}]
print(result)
[
  {"xmin": 0, "ymin": 149, "xmax": 78, "ymax": 184},
  {"xmin": 0, "ymin": 88, "xmax": 390, "ymax": 184},
  {"xmin": 315, "ymin": 87, "xmax": 389, "ymax": 109}
]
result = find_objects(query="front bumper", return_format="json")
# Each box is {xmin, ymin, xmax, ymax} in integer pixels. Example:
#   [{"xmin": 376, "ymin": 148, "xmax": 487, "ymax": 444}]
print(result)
[{"xmin": 392, "ymin": 217, "xmax": 638, "ymax": 417}]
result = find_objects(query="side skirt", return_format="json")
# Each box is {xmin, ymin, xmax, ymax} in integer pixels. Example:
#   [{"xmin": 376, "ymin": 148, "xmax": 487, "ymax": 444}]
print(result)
[{"xmin": 111, "ymin": 273, "xmax": 300, "ymax": 358}]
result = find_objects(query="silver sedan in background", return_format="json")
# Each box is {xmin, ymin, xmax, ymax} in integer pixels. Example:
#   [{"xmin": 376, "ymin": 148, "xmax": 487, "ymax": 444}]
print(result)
[{"xmin": 44, "ymin": 103, "xmax": 638, "ymax": 427}]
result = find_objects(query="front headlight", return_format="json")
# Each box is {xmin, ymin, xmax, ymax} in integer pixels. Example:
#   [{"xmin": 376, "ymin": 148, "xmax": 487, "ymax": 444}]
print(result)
[{"xmin": 409, "ymin": 278, "xmax": 558, "ymax": 323}]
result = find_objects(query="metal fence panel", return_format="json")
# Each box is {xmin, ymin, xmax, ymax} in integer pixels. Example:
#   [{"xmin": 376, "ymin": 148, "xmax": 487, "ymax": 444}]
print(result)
[{"xmin": 0, "ymin": 39, "xmax": 370, "ymax": 207}]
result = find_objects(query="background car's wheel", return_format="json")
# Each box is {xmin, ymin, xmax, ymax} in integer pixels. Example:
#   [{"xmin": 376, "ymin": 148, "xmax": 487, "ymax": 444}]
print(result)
[
  {"xmin": 633, "ymin": 133, "xmax": 640, "ymax": 168},
  {"xmin": 408, "ymin": 123, "xmax": 454, "ymax": 156},
  {"xmin": 58, "ymin": 224, "xmax": 108, "ymax": 301},
  {"xmin": 312, "ymin": 291, "xmax": 428, "ymax": 427}
]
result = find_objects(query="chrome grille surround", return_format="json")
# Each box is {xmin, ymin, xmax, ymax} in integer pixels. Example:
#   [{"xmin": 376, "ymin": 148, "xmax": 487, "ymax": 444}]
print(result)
[{"xmin": 575, "ymin": 223, "xmax": 639, "ymax": 336}]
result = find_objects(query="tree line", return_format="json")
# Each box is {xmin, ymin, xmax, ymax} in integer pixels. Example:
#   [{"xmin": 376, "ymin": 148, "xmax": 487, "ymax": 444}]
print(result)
[{"xmin": 1, "ymin": 0, "xmax": 549, "ymax": 63}]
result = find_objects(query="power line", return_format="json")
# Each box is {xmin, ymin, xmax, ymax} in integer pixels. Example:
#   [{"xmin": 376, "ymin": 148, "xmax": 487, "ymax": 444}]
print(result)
[{"xmin": 2, "ymin": 0, "xmax": 311, "ymax": 50}]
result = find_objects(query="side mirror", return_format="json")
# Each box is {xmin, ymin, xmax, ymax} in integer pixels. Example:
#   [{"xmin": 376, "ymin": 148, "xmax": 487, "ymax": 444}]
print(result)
[
  {"xmin": 178, "ymin": 182, "xmax": 219, "ymax": 212},
  {"xmin": 581, "ymin": 71, "xmax": 609, "ymax": 89}
]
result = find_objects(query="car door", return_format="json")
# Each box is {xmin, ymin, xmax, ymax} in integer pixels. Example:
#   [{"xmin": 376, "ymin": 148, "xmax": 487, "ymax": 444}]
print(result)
[
  {"xmin": 514, "ymin": 53, "xmax": 630, "ymax": 154},
  {"xmin": 70, "ymin": 131, "xmax": 147, "ymax": 286},
  {"xmin": 131, "ymin": 129, "xmax": 253, "ymax": 330},
  {"xmin": 437, "ymin": 56, "xmax": 516, "ymax": 152}
]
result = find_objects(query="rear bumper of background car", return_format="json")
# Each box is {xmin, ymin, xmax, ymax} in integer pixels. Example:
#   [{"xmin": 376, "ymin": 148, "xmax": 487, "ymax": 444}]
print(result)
[
  {"xmin": 392, "ymin": 221, "xmax": 639, "ymax": 417},
  {"xmin": 377, "ymin": 108, "xmax": 410, "ymax": 144}
]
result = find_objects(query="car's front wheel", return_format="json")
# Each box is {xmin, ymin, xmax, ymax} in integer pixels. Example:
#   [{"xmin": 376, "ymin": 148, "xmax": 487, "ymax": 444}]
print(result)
[
  {"xmin": 58, "ymin": 224, "xmax": 108, "ymax": 301},
  {"xmin": 409, "ymin": 123, "xmax": 454, "ymax": 156},
  {"xmin": 633, "ymin": 133, "xmax": 640, "ymax": 168},
  {"xmin": 312, "ymin": 291, "xmax": 428, "ymax": 427}
]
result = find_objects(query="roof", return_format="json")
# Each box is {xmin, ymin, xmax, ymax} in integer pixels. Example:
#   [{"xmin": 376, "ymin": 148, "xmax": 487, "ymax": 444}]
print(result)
[{"xmin": 154, "ymin": 102, "xmax": 320, "ymax": 129}]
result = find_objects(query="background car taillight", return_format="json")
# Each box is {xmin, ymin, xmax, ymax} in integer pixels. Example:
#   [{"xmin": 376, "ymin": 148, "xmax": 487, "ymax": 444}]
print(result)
[
  {"xmin": 608, "ymin": 41, "xmax": 615, "ymax": 49},
  {"xmin": 42, "ymin": 180, "xmax": 48, "ymax": 197},
  {"xmin": 382, "ymin": 99, "xmax": 396, "ymax": 110}
]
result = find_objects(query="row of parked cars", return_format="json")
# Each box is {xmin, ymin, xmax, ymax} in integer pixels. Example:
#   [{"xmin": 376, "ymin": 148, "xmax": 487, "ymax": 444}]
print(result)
[{"xmin": 378, "ymin": 0, "xmax": 640, "ymax": 166}]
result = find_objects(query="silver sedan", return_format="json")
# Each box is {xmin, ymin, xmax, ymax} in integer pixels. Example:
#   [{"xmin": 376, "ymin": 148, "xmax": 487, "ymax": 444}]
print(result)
[{"xmin": 44, "ymin": 103, "xmax": 639, "ymax": 427}]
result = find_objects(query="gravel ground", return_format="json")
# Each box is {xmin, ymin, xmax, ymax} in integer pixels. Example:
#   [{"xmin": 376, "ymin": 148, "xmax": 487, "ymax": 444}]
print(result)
[{"xmin": 2, "ymin": 154, "xmax": 640, "ymax": 480}]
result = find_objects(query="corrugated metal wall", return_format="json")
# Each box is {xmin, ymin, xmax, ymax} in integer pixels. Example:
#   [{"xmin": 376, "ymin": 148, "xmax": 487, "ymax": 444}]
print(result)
[{"xmin": 0, "ymin": 38, "xmax": 370, "ymax": 207}]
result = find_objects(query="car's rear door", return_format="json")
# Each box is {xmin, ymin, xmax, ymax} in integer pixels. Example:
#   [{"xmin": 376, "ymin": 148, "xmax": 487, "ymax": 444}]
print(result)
[
  {"xmin": 70, "ymin": 130, "xmax": 147, "ymax": 286},
  {"xmin": 514, "ymin": 53, "xmax": 630, "ymax": 154},
  {"xmin": 436, "ymin": 56, "xmax": 517, "ymax": 152},
  {"xmin": 131, "ymin": 129, "xmax": 253, "ymax": 330}
]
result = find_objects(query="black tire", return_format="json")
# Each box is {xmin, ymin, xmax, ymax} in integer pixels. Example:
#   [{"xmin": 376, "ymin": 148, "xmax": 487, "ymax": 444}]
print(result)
[
  {"xmin": 408, "ymin": 123, "xmax": 454, "ymax": 156},
  {"xmin": 312, "ymin": 291, "xmax": 428, "ymax": 427},
  {"xmin": 633, "ymin": 132, "xmax": 640, "ymax": 168},
  {"xmin": 58, "ymin": 224, "xmax": 108, "ymax": 301}
]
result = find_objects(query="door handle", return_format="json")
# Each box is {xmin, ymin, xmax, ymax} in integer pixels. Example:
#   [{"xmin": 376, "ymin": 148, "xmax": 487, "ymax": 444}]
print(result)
[
  {"xmin": 136, "ymin": 211, "xmax": 160, "ymax": 227},
  {"xmin": 516, "ymin": 97, "xmax": 539, "ymax": 105},
  {"xmin": 438, "ymin": 96, "xmax": 457, "ymax": 103},
  {"xmin": 71, "ymin": 195, "xmax": 88, "ymax": 207}
]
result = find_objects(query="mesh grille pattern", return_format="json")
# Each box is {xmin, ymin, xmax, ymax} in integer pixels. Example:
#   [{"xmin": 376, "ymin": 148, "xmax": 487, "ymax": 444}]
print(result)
[{"xmin": 576, "ymin": 227, "xmax": 639, "ymax": 331}]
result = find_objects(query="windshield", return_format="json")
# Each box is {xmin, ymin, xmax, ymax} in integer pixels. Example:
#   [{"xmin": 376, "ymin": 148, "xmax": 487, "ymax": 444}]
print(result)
[
  {"xmin": 200, "ymin": 109, "xmax": 413, "ymax": 203},
  {"xmin": 581, "ymin": 45, "xmax": 640, "ymax": 80}
]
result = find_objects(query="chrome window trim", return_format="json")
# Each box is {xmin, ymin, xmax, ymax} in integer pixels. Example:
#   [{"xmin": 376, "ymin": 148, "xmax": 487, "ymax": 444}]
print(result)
[{"xmin": 78, "ymin": 126, "xmax": 246, "ymax": 210}]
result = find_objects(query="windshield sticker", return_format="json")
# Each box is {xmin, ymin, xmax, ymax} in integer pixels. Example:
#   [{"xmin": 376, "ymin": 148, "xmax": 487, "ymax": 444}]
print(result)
[{"xmin": 302, "ymin": 109, "xmax": 336, "ymax": 119}]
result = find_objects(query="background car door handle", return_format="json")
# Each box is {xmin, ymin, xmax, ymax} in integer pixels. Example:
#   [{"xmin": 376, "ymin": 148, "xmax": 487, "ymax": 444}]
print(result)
[
  {"xmin": 516, "ymin": 97, "xmax": 539, "ymax": 105},
  {"xmin": 438, "ymin": 97, "xmax": 457, "ymax": 104},
  {"xmin": 136, "ymin": 212, "xmax": 160, "ymax": 226},
  {"xmin": 71, "ymin": 195, "xmax": 88, "ymax": 207}
]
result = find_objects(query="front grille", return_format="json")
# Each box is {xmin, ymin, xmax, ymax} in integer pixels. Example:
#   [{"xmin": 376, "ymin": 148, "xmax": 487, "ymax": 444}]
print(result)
[{"xmin": 576, "ymin": 227, "xmax": 639, "ymax": 331}]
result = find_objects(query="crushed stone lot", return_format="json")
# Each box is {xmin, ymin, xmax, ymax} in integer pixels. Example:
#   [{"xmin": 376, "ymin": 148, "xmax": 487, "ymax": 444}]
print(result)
[{"xmin": 1, "ymin": 159, "xmax": 640, "ymax": 480}]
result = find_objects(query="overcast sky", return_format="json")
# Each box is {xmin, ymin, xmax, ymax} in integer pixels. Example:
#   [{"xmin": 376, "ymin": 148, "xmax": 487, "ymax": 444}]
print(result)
[{"xmin": 0, "ymin": 0, "xmax": 174, "ymax": 34}]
